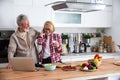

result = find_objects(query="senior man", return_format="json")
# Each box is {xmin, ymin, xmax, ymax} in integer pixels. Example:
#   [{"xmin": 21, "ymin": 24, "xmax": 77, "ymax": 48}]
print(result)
[{"xmin": 7, "ymin": 14, "xmax": 40, "ymax": 68}]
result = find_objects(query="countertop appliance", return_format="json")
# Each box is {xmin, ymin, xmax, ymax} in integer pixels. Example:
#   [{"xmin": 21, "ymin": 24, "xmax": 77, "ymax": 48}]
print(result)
[{"xmin": 0, "ymin": 30, "xmax": 14, "ymax": 63}]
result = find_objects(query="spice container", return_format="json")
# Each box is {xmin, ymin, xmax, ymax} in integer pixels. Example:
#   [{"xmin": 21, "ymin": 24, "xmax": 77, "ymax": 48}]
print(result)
[{"xmin": 107, "ymin": 45, "xmax": 111, "ymax": 53}]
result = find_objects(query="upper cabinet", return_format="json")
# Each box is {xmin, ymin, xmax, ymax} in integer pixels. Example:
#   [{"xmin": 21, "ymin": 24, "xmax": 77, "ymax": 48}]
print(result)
[
  {"xmin": 83, "ymin": 11, "xmax": 112, "ymax": 28},
  {"xmin": 12, "ymin": 0, "xmax": 113, "ymax": 28},
  {"xmin": 14, "ymin": 0, "xmax": 53, "ymax": 27},
  {"xmin": 103, "ymin": 0, "xmax": 112, "ymax": 5},
  {"xmin": 0, "ymin": 0, "xmax": 15, "ymax": 28},
  {"xmin": 52, "ymin": 11, "xmax": 112, "ymax": 28},
  {"xmin": 0, "ymin": 0, "xmax": 113, "ymax": 29},
  {"xmin": 52, "ymin": 11, "xmax": 84, "ymax": 27},
  {"xmin": 32, "ymin": 0, "xmax": 53, "ymax": 27},
  {"xmin": 50, "ymin": 0, "xmax": 113, "ymax": 28},
  {"xmin": 83, "ymin": 0, "xmax": 113, "ymax": 28}
]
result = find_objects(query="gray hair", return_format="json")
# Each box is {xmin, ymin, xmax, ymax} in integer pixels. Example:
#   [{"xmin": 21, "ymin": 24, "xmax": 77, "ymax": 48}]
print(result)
[{"xmin": 17, "ymin": 14, "xmax": 28, "ymax": 26}]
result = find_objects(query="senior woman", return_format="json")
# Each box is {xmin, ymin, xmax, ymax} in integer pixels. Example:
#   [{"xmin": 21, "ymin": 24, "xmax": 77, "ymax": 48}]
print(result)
[
  {"xmin": 7, "ymin": 14, "xmax": 39, "ymax": 68},
  {"xmin": 37, "ymin": 21, "xmax": 63, "ymax": 64}
]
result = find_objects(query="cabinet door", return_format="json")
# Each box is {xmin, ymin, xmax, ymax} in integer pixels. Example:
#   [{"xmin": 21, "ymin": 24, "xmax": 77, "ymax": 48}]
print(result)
[
  {"xmin": 53, "ymin": 11, "xmax": 84, "ymax": 27},
  {"xmin": 0, "ymin": 0, "xmax": 15, "ymax": 28},
  {"xmin": 14, "ymin": 0, "xmax": 53, "ymax": 27},
  {"xmin": 84, "ymin": 11, "xmax": 112, "ymax": 27},
  {"xmin": 31, "ymin": 0, "xmax": 53, "ymax": 26}
]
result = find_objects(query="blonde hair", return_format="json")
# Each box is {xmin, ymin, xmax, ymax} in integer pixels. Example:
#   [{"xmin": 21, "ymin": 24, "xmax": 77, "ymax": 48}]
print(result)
[{"xmin": 43, "ymin": 21, "xmax": 55, "ymax": 33}]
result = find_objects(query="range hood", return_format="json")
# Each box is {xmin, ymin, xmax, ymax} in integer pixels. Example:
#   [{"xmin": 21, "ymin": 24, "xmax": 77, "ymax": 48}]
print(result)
[{"xmin": 45, "ymin": 0, "xmax": 112, "ymax": 12}]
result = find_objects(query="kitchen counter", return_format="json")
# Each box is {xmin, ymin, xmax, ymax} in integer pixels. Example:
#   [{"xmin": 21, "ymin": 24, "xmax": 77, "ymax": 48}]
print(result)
[
  {"xmin": 0, "ymin": 58, "xmax": 120, "ymax": 80},
  {"xmin": 1, "ymin": 52, "xmax": 120, "ymax": 68},
  {"xmin": 61, "ymin": 52, "xmax": 120, "ymax": 62}
]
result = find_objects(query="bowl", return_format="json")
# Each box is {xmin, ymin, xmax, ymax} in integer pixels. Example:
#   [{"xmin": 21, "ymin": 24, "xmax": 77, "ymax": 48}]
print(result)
[{"xmin": 44, "ymin": 64, "xmax": 56, "ymax": 71}]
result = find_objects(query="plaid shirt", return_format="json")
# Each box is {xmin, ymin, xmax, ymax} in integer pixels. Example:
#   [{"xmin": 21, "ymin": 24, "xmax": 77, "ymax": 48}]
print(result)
[{"xmin": 37, "ymin": 33, "xmax": 63, "ymax": 63}]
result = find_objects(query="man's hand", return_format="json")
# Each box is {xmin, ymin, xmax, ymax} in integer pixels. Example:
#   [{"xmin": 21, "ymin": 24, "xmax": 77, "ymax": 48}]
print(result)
[{"xmin": 6, "ymin": 63, "xmax": 13, "ymax": 69}]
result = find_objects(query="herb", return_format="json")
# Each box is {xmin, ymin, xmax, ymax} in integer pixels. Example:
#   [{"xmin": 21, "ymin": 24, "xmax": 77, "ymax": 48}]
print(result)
[
  {"xmin": 61, "ymin": 34, "xmax": 69, "ymax": 39},
  {"xmin": 82, "ymin": 34, "xmax": 92, "ymax": 39}
]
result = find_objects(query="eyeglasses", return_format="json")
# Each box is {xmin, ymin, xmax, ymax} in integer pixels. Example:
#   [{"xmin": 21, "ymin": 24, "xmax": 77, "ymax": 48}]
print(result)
[{"xmin": 44, "ymin": 28, "xmax": 50, "ymax": 31}]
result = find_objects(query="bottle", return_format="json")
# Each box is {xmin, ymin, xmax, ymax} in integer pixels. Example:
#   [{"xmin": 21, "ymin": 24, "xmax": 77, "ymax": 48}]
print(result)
[
  {"xmin": 62, "ymin": 44, "xmax": 68, "ymax": 55},
  {"xmin": 87, "ymin": 46, "xmax": 91, "ymax": 53},
  {"xmin": 74, "ymin": 44, "xmax": 79, "ymax": 53}
]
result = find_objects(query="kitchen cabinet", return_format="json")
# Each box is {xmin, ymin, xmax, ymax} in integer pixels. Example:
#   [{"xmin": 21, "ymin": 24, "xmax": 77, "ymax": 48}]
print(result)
[
  {"xmin": 1, "ymin": 0, "xmax": 112, "ymax": 28},
  {"xmin": 53, "ymin": 10, "xmax": 112, "ymax": 28},
  {"xmin": 14, "ymin": 0, "xmax": 33, "ymax": 6},
  {"xmin": 14, "ymin": 0, "xmax": 112, "ymax": 28},
  {"xmin": 31, "ymin": 0, "xmax": 53, "ymax": 27},
  {"xmin": 14, "ymin": 0, "xmax": 53, "ymax": 27},
  {"xmin": 51, "ymin": 0, "xmax": 85, "ymax": 27},
  {"xmin": 83, "ymin": 11, "xmax": 112, "ymax": 28},
  {"xmin": 51, "ymin": 0, "xmax": 113, "ymax": 28},
  {"xmin": 83, "ymin": 0, "xmax": 113, "ymax": 28},
  {"xmin": 53, "ymin": 11, "xmax": 85, "ymax": 27},
  {"xmin": 0, "ymin": 0, "xmax": 15, "ymax": 28}
]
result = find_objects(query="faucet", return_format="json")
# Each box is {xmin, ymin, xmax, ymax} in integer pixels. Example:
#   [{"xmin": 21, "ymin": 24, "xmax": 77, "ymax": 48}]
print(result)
[{"xmin": 79, "ymin": 42, "xmax": 87, "ymax": 53}]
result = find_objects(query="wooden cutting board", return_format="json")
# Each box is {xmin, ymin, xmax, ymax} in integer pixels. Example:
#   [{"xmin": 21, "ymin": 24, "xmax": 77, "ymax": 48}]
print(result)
[
  {"xmin": 103, "ymin": 36, "xmax": 112, "ymax": 46},
  {"xmin": 108, "ymin": 36, "xmax": 112, "ymax": 45},
  {"xmin": 103, "ymin": 36, "xmax": 107, "ymax": 45},
  {"xmin": 111, "ymin": 41, "xmax": 115, "ymax": 52},
  {"xmin": 113, "ymin": 61, "xmax": 120, "ymax": 66},
  {"xmin": 56, "ymin": 63, "xmax": 68, "ymax": 68},
  {"xmin": 56, "ymin": 61, "xmax": 86, "ymax": 68}
]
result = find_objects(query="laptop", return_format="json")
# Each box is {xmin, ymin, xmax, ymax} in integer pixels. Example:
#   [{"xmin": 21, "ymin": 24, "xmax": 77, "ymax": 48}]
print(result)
[{"xmin": 11, "ymin": 57, "xmax": 40, "ymax": 72}]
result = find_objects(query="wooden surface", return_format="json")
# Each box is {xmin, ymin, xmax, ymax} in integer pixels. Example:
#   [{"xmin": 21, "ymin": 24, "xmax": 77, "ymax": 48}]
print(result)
[{"xmin": 0, "ymin": 58, "xmax": 120, "ymax": 80}]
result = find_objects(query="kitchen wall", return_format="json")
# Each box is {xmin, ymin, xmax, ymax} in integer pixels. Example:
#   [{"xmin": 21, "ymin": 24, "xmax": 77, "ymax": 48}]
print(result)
[{"xmin": 106, "ymin": 0, "xmax": 120, "ymax": 51}]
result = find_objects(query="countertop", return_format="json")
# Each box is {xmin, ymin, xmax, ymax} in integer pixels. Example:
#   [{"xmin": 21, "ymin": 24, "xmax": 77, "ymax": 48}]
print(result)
[
  {"xmin": 0, "ymin": 58, "xmax": 120, "ymax": 80},
  {"xmin": 61, "ymin": 52, "xmax": 120, "ymax": 62},
  {"xmin": 1, "ymin": 52, "xmax": 120, "ymax": 67}
]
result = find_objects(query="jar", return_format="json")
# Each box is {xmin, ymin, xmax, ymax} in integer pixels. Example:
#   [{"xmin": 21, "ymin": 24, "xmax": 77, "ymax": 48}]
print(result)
[
  {"xmin": 99, "ymin": 46, "xmax": 103, "ymax": 53},
  {"xmin": 107, "ymin": 45, "xmax": 111, "ymax": 52},
  {"xmin": 103, "ymin": 48, "xmax": 107, "ymax": 53}
]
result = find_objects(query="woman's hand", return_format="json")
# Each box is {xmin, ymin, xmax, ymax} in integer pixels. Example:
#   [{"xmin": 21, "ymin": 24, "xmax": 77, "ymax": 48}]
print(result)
[
  {"xmin": 39, "ymin": 31, "xmax": 44, "ymax": 37},
  {"xmin": 52, "ymin": 41, "xmax": 60, "ymax": 48}
]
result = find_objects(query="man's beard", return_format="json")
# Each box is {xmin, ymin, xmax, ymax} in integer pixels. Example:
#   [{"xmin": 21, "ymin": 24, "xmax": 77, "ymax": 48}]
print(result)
[{"xmin": 25, "ymin": 28, "xmax": 29, "ymax": 32}]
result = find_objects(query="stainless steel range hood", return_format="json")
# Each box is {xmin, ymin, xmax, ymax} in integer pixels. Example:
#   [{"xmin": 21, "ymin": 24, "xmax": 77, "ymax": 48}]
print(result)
[{"xmin": 45, "ymin": 0, "xmax": 112, "ymax": 12}]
